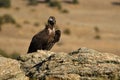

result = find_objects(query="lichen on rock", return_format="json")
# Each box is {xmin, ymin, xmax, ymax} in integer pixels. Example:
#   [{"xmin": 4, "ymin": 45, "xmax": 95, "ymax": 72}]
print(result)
[
  {"xmin": 0, "ymin": 56, "xmax": 29, "ymax": 80},
  {"xmin": 0, "ymin": 48, "xmax": 120, "ymax": 80},
  {"xmin": 17, "ymin": 48, "xmax": 120, "ymax": 80}
]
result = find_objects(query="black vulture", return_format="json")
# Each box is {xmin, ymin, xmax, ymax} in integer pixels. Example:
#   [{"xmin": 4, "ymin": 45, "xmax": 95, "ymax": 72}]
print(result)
[{"xmin": 27, "ymin": 16, "xmax": 61, "ymax": 53}]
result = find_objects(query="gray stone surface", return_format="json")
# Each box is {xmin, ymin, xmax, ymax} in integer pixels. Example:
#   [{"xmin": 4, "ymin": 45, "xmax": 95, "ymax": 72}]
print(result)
[
  {"xmin": 0, "ymin": 47, "xmax": 120, "ymax": 80},
  {"xmin": 0, "ymin": 56, "xmax": 29, "ymax": 80},
  {"xmin": 18, "ymin": 48, "xmax": 120, "ymax": 80}
]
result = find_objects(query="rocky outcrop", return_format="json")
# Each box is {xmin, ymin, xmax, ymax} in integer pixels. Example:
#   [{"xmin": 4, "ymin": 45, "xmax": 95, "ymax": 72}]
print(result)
[
  {"xmin": 17, "ymin": 47, "xmax": 120, "ymax": 80},
  {"xmin": 0, "ymin": 56, "xmax": 29, "ymax": 80},
  {"xmin": 0, "ymin": 47, "xmax": 120, "ymax": 80}
]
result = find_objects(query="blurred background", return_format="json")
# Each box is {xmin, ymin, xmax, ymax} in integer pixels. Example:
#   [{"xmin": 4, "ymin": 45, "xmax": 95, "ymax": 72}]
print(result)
[{"xmin": 0, "ymin": 0, "xmax": 120, "ymax": 58}]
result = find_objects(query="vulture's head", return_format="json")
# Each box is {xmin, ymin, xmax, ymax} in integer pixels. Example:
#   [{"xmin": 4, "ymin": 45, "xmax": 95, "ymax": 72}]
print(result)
[{"xmin": 48, "ymin": 16, "xmax": 56, "ymax": 26}]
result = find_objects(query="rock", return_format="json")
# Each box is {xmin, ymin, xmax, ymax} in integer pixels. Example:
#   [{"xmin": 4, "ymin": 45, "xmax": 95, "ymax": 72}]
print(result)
[
  {"xmin": 0, "ymin": 48, "xmax": 120, "ymax": 80},
  {"xmin": 18, "ymin": 48, "xmax": 120, "ymax": 80},
  {"xmin": 0, "ymin": 56, "xmax": 29, "ymax": 80}
]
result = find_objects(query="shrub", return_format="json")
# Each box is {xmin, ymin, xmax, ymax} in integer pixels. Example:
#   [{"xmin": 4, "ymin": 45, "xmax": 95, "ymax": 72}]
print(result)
[
  {"xmin": 61, "ymin": 9, "xmax": 69, "ymax": 13},
  {"xmin": 64, "ymin": 0, "xmax": 79, "ymax": 4},
  {"xmin": 0, "ymin": 16, "xmax": 3, "ymax": 24},
  {"xmin": 0, "ymin": 17, "xmax": 2, "ymax": 31},
  {"xmin": 94, "ymin": 26, "xmax": 101, "ymax": 40},
  {"xmin": 63, "ymin": 28, "xmax": 71, "ymax": 35},
  {"xmin": 0, "ymin": 14, "xmax": 21, "ymax": 30},
  {"xmin": 15, "ymin": 7, "xmax": 20, "ymax": 11},
  {"xmin": 0, "ymin": 25, "xmax": 1, "ymax": 31},
  {"xmin": 94, "ymin": 35, "xmax": 101, "ymax": 40},
  {"xmin": 48, "ymin": 1, "xmax": 62, "ymax": 10},
  {"xmin": 16, "ymin": 23, "xmax": 22, "ymax": 28},
  {"xmin": 28, "ymin": 0, "xmax": 38, "ymax": 6},
  {"xmin": 2, "ymin": 14, "xmax": 16, "ymax": 24},
  {"xmin": 94, "ymin": 26, "xmax": 100, "ymax": 33},
  {"xmin": 34, "ymin": 22, "xmax": 40, "ymax": 27},
  {"xmin": 45, "ymin": 0, "xmax": 50, "ymax": 3},
  {"xmin": 0, "ymin": 0, "xmax": 11, "ymax": 8},
  {"xmin": 73, "ymin": 0, "xmax": 79, "ymax": 4}
]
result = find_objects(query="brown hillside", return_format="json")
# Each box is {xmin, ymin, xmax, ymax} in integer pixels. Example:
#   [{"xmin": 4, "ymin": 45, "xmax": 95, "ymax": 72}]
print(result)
[{"xmin": 0, "ymin": 0, "xmax": 120, "ymax": 55}]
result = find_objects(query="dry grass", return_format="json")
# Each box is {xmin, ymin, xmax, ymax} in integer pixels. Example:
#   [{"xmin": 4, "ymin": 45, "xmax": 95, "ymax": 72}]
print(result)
[{"xmin": 0, "ymin": 0, "xmax": 120, "ymax": 56}]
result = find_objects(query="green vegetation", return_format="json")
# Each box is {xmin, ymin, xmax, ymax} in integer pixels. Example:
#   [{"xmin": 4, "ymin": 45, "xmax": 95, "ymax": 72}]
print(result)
[
  {"xmin": 63, "ymin": 28, "xmax": 71, "ymax": 35},
  {"xmin": 0, "ymin": 49, "xmax": 20, "ymax": 59},
  {"xmin": 0, "ymin": 0, "xmax": 11, "ymax": 8}
]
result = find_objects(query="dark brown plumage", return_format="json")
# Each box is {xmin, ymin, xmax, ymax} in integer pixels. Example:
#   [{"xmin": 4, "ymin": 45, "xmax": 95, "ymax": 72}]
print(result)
[{"xmin": 27, "ymin": 16, "xmax": 61, "ymax": 53}]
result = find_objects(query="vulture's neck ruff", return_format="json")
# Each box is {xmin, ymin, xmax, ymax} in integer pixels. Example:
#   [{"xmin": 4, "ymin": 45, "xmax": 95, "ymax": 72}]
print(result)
[
  {"xmin": 45, "ymin": 24, "xmax": 55, "ymax": 36},
  {"xmin": 46, "ymin": 16, "xmax": 56, "ymax": 36}
]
